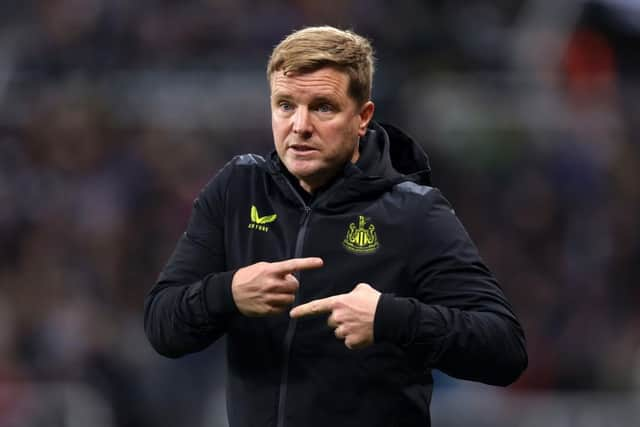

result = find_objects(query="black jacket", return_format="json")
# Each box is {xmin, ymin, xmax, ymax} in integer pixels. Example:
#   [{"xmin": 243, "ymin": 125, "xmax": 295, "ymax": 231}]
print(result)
[{"xmin": 144, "ymin": 122, "xmax": 527, "ymax": 427}]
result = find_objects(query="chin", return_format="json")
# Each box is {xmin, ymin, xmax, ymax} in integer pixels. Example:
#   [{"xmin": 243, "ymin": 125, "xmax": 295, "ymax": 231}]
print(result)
[
  {"xmin": 290, "ymin": 169, "xmax": 320, "ymax": 183},
  {"xmin": 286, "ymin": 160, "xmax": 321, "ymax": 177}
]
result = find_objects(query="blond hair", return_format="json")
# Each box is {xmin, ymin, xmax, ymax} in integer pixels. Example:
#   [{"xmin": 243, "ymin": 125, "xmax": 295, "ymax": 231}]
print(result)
[{"xmin": 267, "ymin": 26, "xmax": 375, "ymax": 105}]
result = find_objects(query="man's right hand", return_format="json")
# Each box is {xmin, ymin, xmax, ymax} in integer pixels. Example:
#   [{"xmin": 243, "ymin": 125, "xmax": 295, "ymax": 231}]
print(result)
[{"xmin": 231, "ymin": 257, "xmax": 324, "ymax": 316}]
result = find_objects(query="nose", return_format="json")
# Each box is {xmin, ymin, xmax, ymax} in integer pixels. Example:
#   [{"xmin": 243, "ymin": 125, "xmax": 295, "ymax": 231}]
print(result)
[{"xmin": 292, "ymin": 107, "xmax": 312, "ymax": 138}]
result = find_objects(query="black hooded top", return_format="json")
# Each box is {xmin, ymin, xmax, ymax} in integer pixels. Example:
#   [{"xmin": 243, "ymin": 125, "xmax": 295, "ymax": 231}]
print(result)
[{"xmin": 144, "ymin": 121, "xmax": 527, "ymax": 427}]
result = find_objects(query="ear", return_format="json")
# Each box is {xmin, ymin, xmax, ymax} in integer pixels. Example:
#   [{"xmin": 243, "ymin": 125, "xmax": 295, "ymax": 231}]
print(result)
[{"xmin": 357, "ymin": 101, "xmax": 375, "ymax": 137}]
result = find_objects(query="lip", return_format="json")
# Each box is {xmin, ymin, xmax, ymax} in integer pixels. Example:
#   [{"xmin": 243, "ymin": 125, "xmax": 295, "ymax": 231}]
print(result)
[{"xmin": 288, "ymin": 144, "xmax": 319, "ymax": 154}]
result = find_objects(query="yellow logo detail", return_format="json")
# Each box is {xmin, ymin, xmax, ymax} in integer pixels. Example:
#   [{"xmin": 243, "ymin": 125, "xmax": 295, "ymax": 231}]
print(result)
[
  {"xmin": 248, "ymin": 205, "xmax": 277, "ymax": 232},
  {"xmin": 343, "ymin": 216, "xmax": 379, "ymax": 254}
]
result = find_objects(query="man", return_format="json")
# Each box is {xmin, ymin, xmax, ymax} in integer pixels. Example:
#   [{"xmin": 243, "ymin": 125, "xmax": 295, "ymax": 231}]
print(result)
[{"xmin": 144, "ymin": 26, "xmax": 527, "ymax": 427}]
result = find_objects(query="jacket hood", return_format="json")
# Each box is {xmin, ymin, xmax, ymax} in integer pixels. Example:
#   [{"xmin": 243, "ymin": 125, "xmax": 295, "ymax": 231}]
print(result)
[{"xmin": 356, "ymin": 121, "xmax": 431, "ymax": 185}]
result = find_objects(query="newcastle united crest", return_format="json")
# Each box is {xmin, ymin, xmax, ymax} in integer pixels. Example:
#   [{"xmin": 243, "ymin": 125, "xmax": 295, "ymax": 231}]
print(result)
[{"xmin": 343, "ymin": 216, "xmax": 380, "ymax": 254}]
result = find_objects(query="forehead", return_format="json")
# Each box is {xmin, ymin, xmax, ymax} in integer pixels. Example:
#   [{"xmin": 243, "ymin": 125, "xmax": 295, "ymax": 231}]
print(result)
[{"xmin": 270, "ymin": 68, "xmax": 351, "ymax": 100}]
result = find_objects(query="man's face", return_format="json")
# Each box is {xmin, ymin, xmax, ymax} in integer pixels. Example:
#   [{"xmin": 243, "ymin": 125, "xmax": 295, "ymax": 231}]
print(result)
[{"xmin": 270, "ymin": 67, "xmax": 374, "ymax": 193}]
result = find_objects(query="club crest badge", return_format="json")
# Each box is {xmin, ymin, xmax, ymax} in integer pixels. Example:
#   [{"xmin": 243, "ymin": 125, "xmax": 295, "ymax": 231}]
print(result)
[{"xmin": 342, "ymin": 216, "xmax": 380, "ymax": 254}]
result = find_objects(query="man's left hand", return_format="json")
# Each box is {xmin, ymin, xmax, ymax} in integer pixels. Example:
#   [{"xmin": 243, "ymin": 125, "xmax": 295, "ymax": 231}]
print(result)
[{"xmin": 290, "ymin": 283, "xmax": 381, "ymax": 350}]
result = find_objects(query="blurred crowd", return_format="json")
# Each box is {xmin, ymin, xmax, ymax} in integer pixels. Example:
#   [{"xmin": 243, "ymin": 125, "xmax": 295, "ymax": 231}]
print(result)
[{"xmin": 1, "ymin": 0, "xmax": 640, "ymax": 426}]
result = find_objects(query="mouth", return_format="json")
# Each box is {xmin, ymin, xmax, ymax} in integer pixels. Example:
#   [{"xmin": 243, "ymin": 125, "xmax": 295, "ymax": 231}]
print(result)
[{"xmin": 289, "ymin": 144, "xmax": 318, "ymax": 154}]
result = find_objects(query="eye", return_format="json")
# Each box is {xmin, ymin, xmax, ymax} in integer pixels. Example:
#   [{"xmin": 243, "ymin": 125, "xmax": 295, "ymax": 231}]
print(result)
[
  {"xmin": 317, "ymin": 103, "xmax": 334, "ymax": 113},
  {"xmin": 278, "ymin": 101, "xmax": 293, "ymax": 111}
]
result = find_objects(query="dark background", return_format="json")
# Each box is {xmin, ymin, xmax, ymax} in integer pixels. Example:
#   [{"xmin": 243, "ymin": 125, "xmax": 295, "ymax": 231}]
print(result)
[{"xmin": 1, "ymin": 1, "xmax": 639, "ymax": 426}]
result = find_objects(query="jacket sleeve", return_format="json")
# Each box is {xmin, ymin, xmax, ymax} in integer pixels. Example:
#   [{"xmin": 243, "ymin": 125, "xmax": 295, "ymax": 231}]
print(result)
[
  {"xmin": 374, "ymin": 189, "xmax": 528, "ymax": 386},
  {"xmin": 144, "ymin": 163, "xmax": 239, "ymax": 358}
]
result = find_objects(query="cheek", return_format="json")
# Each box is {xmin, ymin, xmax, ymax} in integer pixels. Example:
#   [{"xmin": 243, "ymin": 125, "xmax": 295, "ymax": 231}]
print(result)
[
  {"xmin": 322, "ymin": 125, "xmax": 358, "ymax": 158},
  {"xmin": 272, "ymin": 119, "xmax": 287, "ymax": 146},
  {"xmin": 337, "ymin": 120, "xmax": 361, "ymax": 146}
]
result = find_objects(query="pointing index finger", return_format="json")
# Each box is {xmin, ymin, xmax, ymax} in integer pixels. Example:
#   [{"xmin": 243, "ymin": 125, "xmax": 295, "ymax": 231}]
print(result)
[
  {"xmin": 271, "ymin": 257, "xmax": 324, "ymax": 275},
  {"xmin": 290, "ymin": 296, "xmax": 337, "ymax": 318}
]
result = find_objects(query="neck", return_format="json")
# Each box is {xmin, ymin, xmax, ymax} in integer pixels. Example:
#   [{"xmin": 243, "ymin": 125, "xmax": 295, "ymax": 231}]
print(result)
[
  {"xmin": 299, "ymin": 180, "xmax": 315, "ymax": 194},
  {"xmin": 298, "ymin": 172, "xmax": 332, "ymax": 194},
  {"xmin": 300, "ymin": 153, "xmax": 360, "ymax": 194}
]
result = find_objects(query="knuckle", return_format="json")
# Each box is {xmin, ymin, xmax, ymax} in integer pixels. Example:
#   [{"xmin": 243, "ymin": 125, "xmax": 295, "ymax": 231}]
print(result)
[
  {"xmin": 346, "ymin": 335, "xmax": 363, "ymax": 349},
  {"xmin": 265, "ymin": 261, "xmax": 280, "ymax": 272},
  {"xmin": 269, "ymin": 294, "xmax": 292, "ymax": 305},
  {"xmin": 265, "ymin": 277, "xmax": 279, "ymax": 289},
  {"xmin": 255, "ymin": 304, "xmax": 269, "ymax": 315},
  {"xmin": 285, "ymin": 278, "xmax": 299, "ymax": 290},
  {"xmin": 266, "ymin": 306, "xmax": 282, "ymax": 315},
  {"xmin": 272, "ymin": 283, "xmax": 287, "ymax": 294},
  {"xmin": 334, "ymin": 299, "xmax": 347, "ymax": 310}
]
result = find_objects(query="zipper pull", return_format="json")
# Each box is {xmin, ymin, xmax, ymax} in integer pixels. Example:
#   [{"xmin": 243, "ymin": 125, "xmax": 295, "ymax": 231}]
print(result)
[{"xmin": 299, "ymin": 206, "xmax": 311, "ymax": 225}]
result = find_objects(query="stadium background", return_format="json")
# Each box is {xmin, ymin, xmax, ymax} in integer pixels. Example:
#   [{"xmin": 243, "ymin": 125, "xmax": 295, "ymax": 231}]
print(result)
[{"xmin": 1, "ymin": 0, "xmax": 639, "ymax": 425}]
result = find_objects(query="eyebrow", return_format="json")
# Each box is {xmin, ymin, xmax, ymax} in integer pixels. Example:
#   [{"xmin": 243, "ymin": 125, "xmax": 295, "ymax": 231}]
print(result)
[
  {"xmin": 271, "ymin": 92, "xmax": 293, "ymax": 100},
  {"xmin": 271, "ymin": 92, "xmax": 340, "ymax": 106},
  {"xmin": 312, "ymin": 96, "xmax": 338, "ymax": 105}
]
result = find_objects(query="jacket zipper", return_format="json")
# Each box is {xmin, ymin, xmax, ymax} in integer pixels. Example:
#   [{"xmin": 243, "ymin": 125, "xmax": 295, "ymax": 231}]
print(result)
[
  {"xmin": 275, "ymin": 177, "xmax": 344, "ymax": 427},
  {"xmin": 276, "ymin": 189, "xmax": 311, "ymax": 427}
]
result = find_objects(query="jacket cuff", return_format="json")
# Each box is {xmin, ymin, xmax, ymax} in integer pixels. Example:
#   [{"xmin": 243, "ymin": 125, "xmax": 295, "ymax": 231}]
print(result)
[
  {"xmin": 374, "ymin": 293, "xmax": 415, "ymax": 345},
  {"xmin": 204, "ymin": 270, "xmax": 239, "ymax": 317},
  {"xmin": 374, "ymin": 295, "xmax": 448, "ymax": 349}
]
